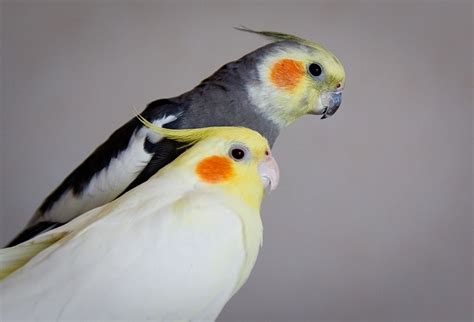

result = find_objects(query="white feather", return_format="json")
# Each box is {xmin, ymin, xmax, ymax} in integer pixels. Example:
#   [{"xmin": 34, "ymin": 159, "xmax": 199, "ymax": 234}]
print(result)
[
  {"xmin": 40, "ymin": 115, "xmax": 177, "ymax": 224},
  {"xmin": 1, "ymin": 163, "xmax": 262, "ymax": 321}
]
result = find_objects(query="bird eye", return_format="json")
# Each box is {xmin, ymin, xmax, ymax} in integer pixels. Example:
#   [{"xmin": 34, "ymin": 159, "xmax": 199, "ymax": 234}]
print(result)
[
  {"xmin": 229, "ymin": 144, "xmax": 249, "ymax": 161},
  {"xmin": 231, "ymin": 148, "xmax": 245, "ymax": 160},
  {"xmin": 308, "ymin": 63, "xmax": 322, "ymax": 77}
]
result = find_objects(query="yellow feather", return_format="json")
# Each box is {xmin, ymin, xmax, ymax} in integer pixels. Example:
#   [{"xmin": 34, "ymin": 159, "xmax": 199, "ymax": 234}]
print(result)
[
  {"xmin": 0, "ymin": 231, "xmax": 68, "ymax": 280},
  {"xmin": 135, "ymin": 112, "xmax": 271, "ymax": 210},
  {"xmin": 135, "ymin": 112, "xmax": 268, "ymax": 150}
]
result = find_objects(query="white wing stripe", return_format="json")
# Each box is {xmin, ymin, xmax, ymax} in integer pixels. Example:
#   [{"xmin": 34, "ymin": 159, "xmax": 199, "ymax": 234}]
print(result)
[{"xmin": 43, "ymin": 115, "xmax": 178, "ymax": 223}]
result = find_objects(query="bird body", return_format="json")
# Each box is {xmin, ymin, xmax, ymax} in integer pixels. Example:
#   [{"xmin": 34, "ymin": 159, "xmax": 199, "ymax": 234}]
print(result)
[
  {"xmin": 2, "ymin": 181, "xmax": 260, "ymax": 320},
  {"xmin": 1, "ymin": 126, "xmax": 277, "ymax": 321},
  {"xmin": 8, "ymin": 28, "xmax": 344, "ymax": 246}
]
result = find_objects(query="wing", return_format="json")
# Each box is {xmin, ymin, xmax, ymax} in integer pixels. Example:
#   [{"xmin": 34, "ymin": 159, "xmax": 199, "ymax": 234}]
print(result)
[
  {"xmin": 118, "ymin": 138, "xmax": 185, "ymax": 197},
  {"xmin": 7, "ymin": 99, "xmax": 187, "ymax": 246}
]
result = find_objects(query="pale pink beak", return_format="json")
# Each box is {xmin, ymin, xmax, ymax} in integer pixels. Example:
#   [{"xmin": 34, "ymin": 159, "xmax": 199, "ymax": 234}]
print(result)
[{"xmin": 258, "ymin": 151, "xmax": 280, "ymax": 192}]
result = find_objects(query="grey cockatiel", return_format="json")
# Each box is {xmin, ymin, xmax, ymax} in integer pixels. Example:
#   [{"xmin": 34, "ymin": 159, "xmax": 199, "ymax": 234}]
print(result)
[{"xmin": 8, "ymin": 28, "xmax": 345, "ymax": 246}]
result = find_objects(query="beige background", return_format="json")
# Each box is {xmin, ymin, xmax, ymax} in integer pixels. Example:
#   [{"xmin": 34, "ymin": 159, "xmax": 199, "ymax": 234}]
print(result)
[{"xmin": 1, "ymin": 1, "xmax": 472, "ymax": 321}]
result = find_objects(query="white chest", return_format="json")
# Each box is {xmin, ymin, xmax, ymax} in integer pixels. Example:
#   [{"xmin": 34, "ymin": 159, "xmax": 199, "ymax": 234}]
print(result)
[{"xmin": 2, "ymin": 190, "xmax": 263, "ymax": 321}]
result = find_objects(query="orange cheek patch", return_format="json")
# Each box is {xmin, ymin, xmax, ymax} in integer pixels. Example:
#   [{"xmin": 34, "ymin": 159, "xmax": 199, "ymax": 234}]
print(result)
[
  {"xmin": 196, "ymin": 155, "xmax": 234, "ymax": 184},
  {"xmin": 270, "ymin": 59, "xmax": 305, "ymax": 91}
]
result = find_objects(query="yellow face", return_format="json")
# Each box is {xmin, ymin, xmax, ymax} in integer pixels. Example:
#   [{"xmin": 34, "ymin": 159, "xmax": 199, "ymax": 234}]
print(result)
[
  {"xmin": 248, "ymin": 42, "xmax": 345, "ymax": 127},
  {"xmin": 136, "ymin": 116, "xmax": 280, "ymax": 208},
  {"xmin": 175, "ymin": 127, "xmax": 279, "ymax": 209},
  {"xmin": 269, "ymin": 52, "xmax": 344, "ymax": 93}
]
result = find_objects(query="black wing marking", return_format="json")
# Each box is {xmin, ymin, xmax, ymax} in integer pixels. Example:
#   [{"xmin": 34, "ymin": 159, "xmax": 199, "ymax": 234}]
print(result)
[
  {"xmin": 7, "ymin": 99, "xmax": 185, "ymax": 247},
  {"xmin": 36, "ymin": 118, "xmax": 140, "ymax": 215},
  {"xmin": 119, "ymin": 100, "xmax": 188, "ymax": 195},
  {"xmin": 119, "ymin": 138, "xmax": 185, "ymax": 197},
  {"xmin": 37, "ymin": 99, "xmax": 183, "ymax": 214},
  {"xmin": 6, "ymin": 222, "xmax": 63, "ymax": 247}
]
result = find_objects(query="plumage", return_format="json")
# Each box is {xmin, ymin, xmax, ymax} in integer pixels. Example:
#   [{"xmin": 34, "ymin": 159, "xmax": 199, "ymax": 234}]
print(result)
[
  {"xmin": 8, "ymin": 28, "xmax": 345, "ymax": 246},
  {"xmin": 0, "ymin": 231, "xmax": 67, "ymax": 280},
  {"xmin": 0, "ymin": 126, "xmax": 278, "ymax": 321}
]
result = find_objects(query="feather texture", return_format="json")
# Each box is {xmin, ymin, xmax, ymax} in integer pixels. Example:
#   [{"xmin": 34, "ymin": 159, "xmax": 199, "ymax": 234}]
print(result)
[
  {"xmin": 8, "ymin": 28, "xmax": 344, "ymax": 247},
  {"xmin": 0, "ymin": 231, "xmax": 67, "ymax": 280},
  {"xmin": 235, "ymin": 26, "xmax": 331, "ymax": 53},
  {"xmin": 1, "ymin": 127, "xmax": 270, "ymax": 321}
]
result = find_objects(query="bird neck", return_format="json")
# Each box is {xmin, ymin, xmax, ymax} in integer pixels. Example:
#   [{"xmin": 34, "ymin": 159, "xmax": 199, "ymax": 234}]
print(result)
[{"xmin": 221, "ymin": 178, "xmax": 264, "ymax": 212}]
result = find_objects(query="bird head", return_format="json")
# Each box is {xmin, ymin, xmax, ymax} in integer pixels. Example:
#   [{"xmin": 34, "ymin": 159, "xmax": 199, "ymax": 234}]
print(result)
[
  {"xmin": 239, "ymin": 27, "xmax": 345, "ymax": 127},
  {"xmin": 137, "ymin": 114, "xmax": 279, "ymax": 209}
]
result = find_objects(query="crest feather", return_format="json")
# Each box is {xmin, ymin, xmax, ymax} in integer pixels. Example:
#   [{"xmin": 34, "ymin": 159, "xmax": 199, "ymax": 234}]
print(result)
[
  {"xmin": 136, "ymin": 113, "xmax": 260, "ymax": 148},
  {"xmin": 136, "ymin": 113, "xmax": 216, "ymax": 146},
  {"xmin": 235, "ymin": 26, "xmax": 320, "ymax": 49}
]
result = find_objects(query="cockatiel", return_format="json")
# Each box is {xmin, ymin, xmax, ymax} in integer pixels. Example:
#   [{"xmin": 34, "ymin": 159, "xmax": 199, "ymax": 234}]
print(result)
[
  {"xmin": 0, "ymin": 124, "xmax": 279, "ymax": 321},
  {"xmin": 8, "ymin": 28, "xmax": 344, "ymax": 246}
]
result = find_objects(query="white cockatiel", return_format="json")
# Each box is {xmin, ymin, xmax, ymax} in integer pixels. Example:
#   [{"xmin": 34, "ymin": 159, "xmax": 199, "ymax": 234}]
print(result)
[{"xmin": 0, "ymin": 123, "xmax": 279, "ymax": 321}]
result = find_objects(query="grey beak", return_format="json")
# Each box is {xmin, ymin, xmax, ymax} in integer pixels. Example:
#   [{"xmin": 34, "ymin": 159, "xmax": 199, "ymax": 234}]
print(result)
[{"xmin": 321, "ymin": 90, "xmax": 342, "ymax": 119}]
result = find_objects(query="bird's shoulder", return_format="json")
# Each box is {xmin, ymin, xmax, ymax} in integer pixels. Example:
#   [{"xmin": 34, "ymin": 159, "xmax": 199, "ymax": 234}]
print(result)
[{"xmin": 26, "ymin": 99, "xmax": 186, "ymax": 226}]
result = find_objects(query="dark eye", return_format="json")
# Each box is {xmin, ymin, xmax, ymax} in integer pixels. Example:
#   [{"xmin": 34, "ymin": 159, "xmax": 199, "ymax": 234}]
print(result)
[
  {"xmin": 229, "ymin": 143, "xmax": 250, "ymax": 161},
  {"xmin": 308, "ymin": 63, "xmax": 322, "ymax": 77},
  {"xmin": 231, "ymin": 148, "xmax": 245, "ymax": 160}
]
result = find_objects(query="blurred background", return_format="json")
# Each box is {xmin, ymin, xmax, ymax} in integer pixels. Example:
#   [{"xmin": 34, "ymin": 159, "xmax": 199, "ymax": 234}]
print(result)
[{"xmin": 1, "ymin": 1, "xmax": 472, "ymax": 321}]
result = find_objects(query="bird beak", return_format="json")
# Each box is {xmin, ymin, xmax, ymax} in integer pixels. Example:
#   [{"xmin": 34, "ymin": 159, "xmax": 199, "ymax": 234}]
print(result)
[
  {"xmin": 258, "ymin": 152, "xmax": 280, "ymax": 192},
  {"xmin": 313, "ymin": 88, "xmax": 343, "ymax": 119}
]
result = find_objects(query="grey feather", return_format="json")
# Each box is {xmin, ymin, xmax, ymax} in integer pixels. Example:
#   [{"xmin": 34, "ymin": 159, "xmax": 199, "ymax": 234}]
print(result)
[
  {"xmin": 235, "ymin": 26, "xmax": 323, "ymax": 50},
  {"xmin": 7, "ymin": 27, "xmax": 343, "ymax": 245}
]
